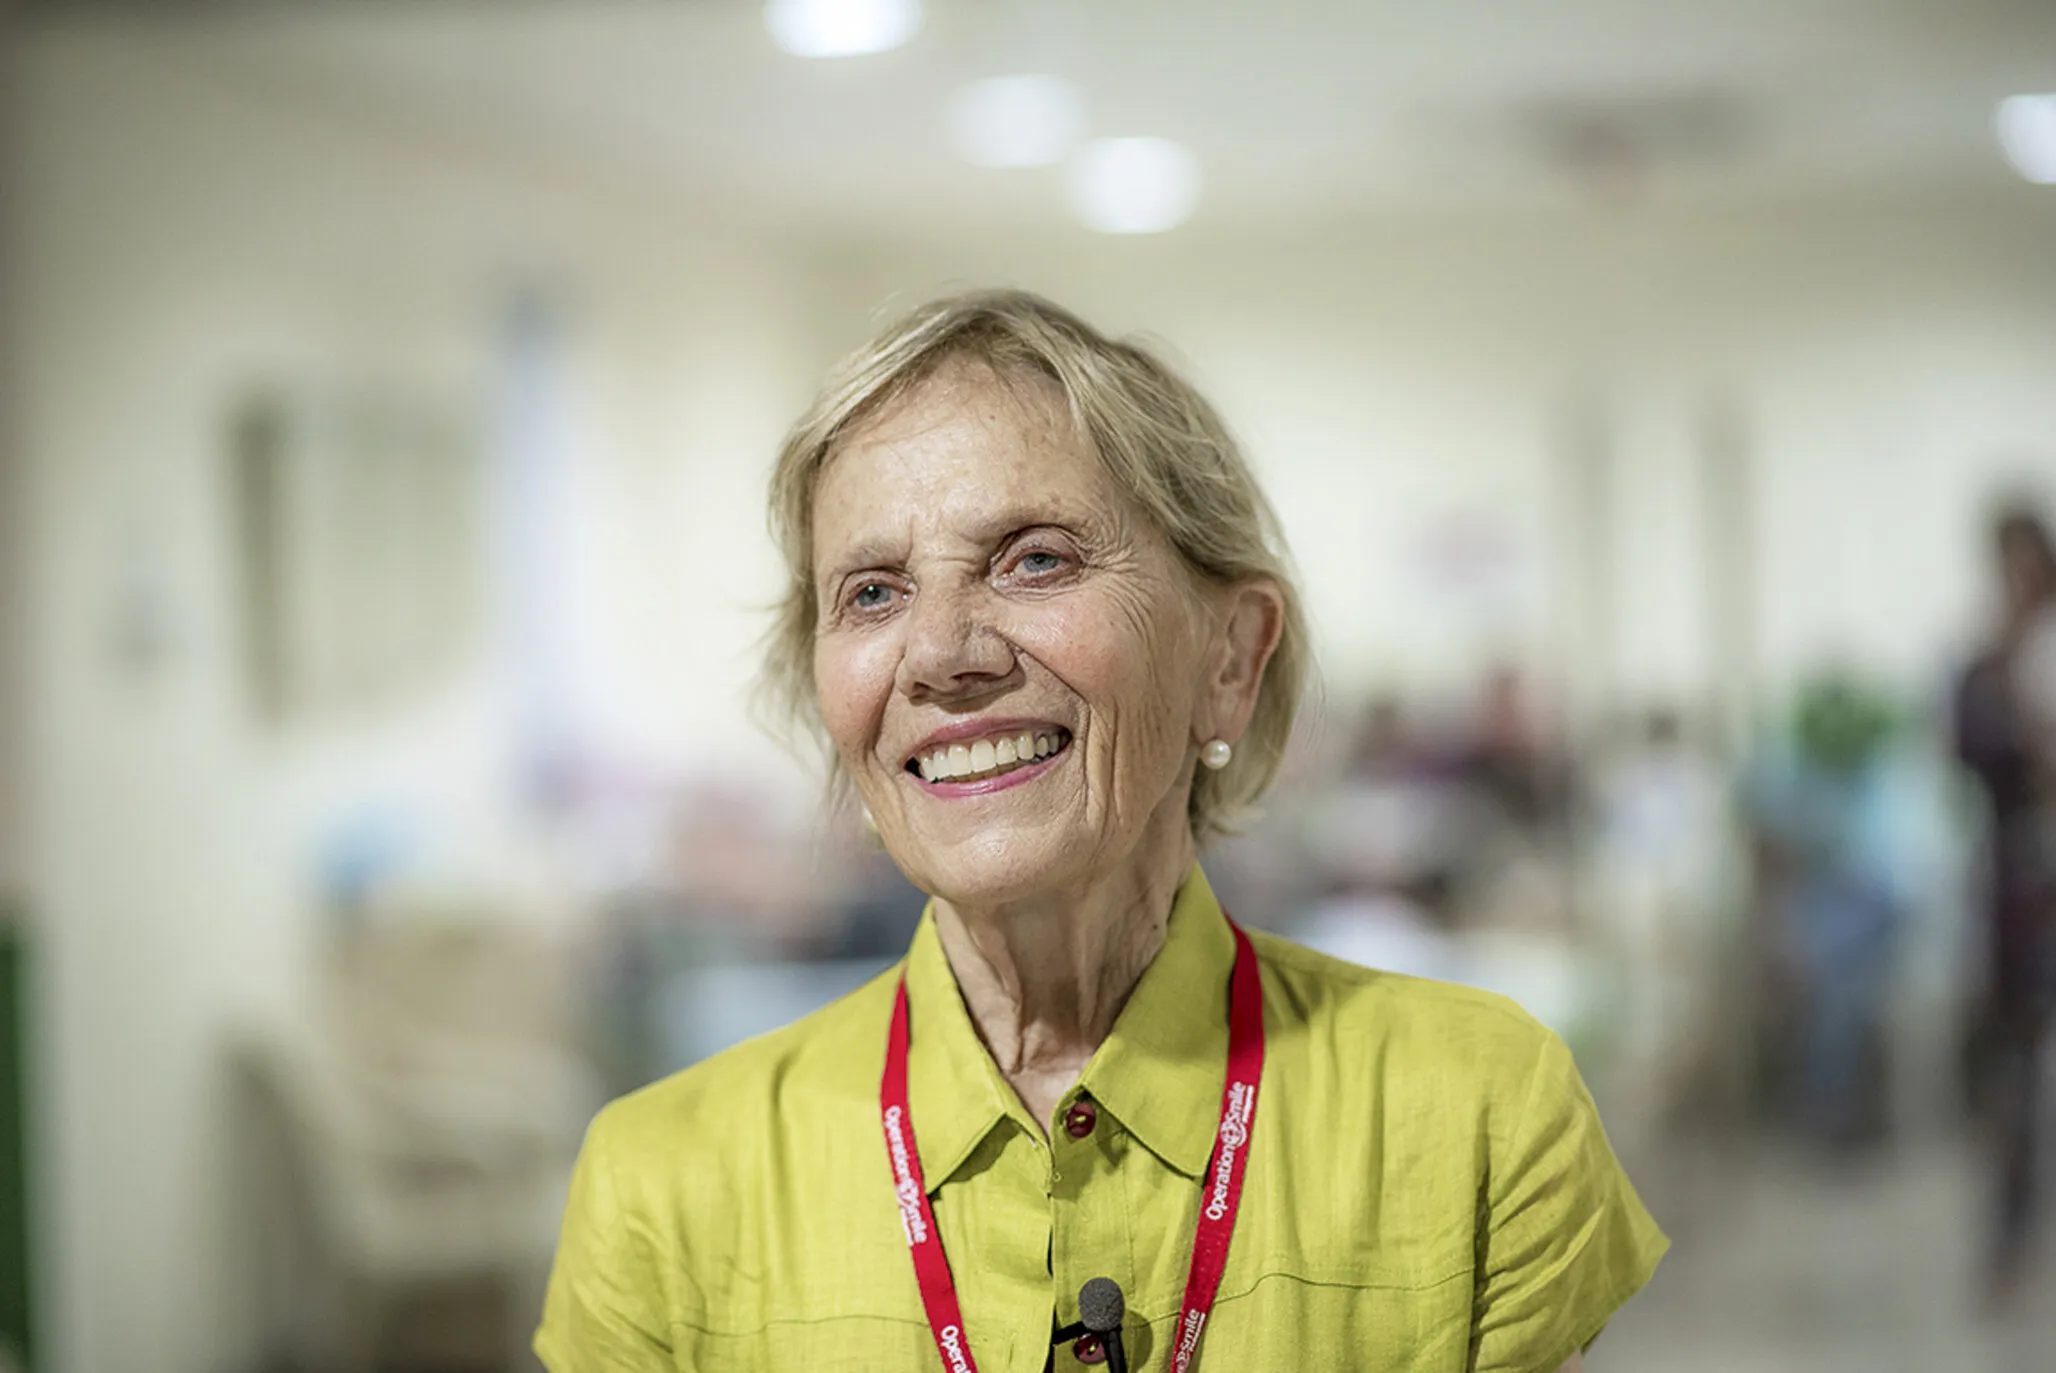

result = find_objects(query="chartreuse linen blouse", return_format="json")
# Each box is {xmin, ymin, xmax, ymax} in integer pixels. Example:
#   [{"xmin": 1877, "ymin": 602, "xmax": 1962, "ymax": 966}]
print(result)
[{"xmin": 537, "ymin": 866, "xmax": 1666, "ymax": 1372}]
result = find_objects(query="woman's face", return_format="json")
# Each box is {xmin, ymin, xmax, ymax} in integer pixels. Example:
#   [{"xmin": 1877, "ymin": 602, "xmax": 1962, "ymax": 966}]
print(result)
[{"xmin": 810, "ymin": 358, "xmax": 1232, "ymax": 907}]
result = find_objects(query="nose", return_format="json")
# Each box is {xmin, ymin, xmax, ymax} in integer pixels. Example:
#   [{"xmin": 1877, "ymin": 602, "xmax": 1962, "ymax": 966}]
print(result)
[{"xmin": 896, "ymin": 580, "xmax": 1016, "ymax": 700}]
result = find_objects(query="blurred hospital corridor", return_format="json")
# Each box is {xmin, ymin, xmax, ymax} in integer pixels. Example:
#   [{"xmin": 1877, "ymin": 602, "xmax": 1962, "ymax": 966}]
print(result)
[{"xmin": 6, "ymin": 0, "xmax": 2056, "ymax": 1370}]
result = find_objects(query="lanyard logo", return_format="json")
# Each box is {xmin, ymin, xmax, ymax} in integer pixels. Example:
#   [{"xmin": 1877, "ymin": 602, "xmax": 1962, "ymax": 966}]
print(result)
[
  {"xmin": 1205, "ymin": 1080, "xmax": 1255, "ymax": 1221},
  {"xmin": 883, "ymin": 1105, "xmax": 930, "ymax": 1245}
]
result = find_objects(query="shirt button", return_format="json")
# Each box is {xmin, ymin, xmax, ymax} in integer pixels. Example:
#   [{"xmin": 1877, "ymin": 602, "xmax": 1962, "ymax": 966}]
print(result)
[
  {"xmin": 1063, "ymin": 1099, "xmax": 1098, "ymax": 1139},
  {"xmin": 1072, "ymin": 1334, "xmax": 1107, "ymax": 1365}
]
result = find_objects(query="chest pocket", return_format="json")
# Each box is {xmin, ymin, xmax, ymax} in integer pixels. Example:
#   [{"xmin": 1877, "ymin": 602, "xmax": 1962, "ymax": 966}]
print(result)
[{"xmin": 1117, "ymin": 1097, "xmax": 1479, "ymax": 1371}]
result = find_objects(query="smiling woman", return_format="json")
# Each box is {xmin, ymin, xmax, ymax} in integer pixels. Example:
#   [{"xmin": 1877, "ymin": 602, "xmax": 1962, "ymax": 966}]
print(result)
[
  {"xmin": 763, "ymin": 292, "xmax": 1308, "ymax": 852},
  {"xmin": 535, "ymin": 291, "xmax": 1665, "ymax": 1373},
  {"xmin": 803, "ymin": 350, "xmax": 1273, "ymax": 914}
]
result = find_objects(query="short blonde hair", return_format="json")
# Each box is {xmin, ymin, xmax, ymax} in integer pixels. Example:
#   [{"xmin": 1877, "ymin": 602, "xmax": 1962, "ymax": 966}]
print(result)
[{"xmin": 764, "ymin": 289, "xmax": 1309, "ymax": 843}]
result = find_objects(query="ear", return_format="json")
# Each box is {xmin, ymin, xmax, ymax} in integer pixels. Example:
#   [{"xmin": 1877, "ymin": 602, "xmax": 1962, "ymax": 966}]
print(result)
[{"xmin": 1194, "ymin": 579, "xmax": 1286, "ymax": 747}]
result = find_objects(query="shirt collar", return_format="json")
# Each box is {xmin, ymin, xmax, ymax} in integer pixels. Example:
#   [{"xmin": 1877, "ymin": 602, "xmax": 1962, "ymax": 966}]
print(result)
[
  {"xmin": 903, "ymin": 908, "xmax": 1029, "ymax": 1191},
  {"xmin": 902, "ymin": 863, "xmax": 1236, "ymax": 1189},
  {"xmin": 1078, "ymin": 864, "xmax": 1235, "ymax": 1179}
]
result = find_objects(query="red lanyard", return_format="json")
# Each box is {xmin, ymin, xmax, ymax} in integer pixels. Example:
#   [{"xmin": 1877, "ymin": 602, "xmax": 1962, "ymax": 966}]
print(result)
[{"xmin": 880, "ymin": 918, "xmax": 1265, "ymax": 1373}]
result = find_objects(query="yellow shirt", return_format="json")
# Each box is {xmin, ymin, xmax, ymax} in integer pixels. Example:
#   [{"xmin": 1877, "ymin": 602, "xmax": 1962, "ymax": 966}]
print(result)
[{"xmin": 537, "ymin": 867, "xmax": 1666, "ymax": 1372}]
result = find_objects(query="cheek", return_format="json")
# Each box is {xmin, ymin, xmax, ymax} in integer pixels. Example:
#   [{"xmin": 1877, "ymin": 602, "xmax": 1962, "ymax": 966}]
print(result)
[
  {"xmin": 1022, "ymin": 584, "xmax": 1201, "ymax": 751},
  {"xmin": 813, "ymin": 633, "xmax": 897, "ymax": 758}
]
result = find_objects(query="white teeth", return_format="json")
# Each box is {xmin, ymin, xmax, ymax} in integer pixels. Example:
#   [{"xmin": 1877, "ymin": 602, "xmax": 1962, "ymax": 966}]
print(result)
[{"xmin": 915, "ymin": 730, "xmax": 1067, "ymax": 783}]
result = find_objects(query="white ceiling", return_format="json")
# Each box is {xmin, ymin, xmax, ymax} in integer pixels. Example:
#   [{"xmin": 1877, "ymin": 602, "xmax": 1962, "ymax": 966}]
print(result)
[{"xmin": 57, "ymin": 0, "xmax": 2056, "ymax": 233}]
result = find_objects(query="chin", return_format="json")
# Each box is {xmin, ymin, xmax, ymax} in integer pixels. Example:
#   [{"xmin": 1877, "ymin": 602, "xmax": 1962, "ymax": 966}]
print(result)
[{"xmin": 890, "ymin": 825, "xmax": 1097, "ymax": 909}]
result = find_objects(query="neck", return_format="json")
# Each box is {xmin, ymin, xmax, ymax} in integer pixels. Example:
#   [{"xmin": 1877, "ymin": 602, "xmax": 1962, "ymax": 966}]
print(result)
[{"xmin": 932, "ymin": 815, "xmax": 1195, "ymax": 1133}]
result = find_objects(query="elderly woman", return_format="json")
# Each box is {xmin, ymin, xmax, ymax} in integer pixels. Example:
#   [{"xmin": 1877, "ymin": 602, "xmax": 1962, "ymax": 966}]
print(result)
[{"xmin": 537, "ymin": 292, "xmax": 1665, "ymax": 1372}]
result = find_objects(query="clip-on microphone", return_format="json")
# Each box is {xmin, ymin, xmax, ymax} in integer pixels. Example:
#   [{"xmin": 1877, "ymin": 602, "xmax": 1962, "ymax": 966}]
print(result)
[{"xmin": 1051, "ymin": 1277, "xmax": 1128, "ymax": 1373}]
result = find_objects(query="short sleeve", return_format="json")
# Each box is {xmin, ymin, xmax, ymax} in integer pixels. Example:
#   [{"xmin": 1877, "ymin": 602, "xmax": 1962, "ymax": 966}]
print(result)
[
  {"xmin": 1469, "ymin": 1029, "xmax": 1668, "ymax": 1373},
  {"xmin": 534, "ymin": 1104, "xmax": 677, "ymax": 1372}
]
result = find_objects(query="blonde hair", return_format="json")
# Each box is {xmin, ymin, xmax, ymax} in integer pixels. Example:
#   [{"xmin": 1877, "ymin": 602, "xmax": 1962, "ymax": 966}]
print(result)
[{"xmin": 763, "ymin": 289, "xmax": 1309, "ymax": 843}]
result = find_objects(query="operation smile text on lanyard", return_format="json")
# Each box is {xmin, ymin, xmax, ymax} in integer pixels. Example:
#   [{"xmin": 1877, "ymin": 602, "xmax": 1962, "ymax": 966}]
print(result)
[{"xmin": 881, "ymin": 917, "xmax": 1264, "ymax": 1373}]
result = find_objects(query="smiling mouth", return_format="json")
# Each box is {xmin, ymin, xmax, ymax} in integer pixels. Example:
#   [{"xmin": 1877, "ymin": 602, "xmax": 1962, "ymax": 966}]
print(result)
[{"xmin": 907, "ymin": 728, "xmax": 1072, "ymax": 784}]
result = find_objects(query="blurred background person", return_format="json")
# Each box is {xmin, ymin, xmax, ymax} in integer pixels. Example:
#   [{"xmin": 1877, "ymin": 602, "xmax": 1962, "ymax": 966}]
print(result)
[
  {"xmin": 1953, "ymin": 505, "xmax": 2056, "ymax": 1301},
  {"xmin": 1744, "ymin": 672, "xmax": 1911, "ymax": 1151},
  {"xmin": 1297, "ymin": 695, "xmax": 1470, "ymax": 982}
]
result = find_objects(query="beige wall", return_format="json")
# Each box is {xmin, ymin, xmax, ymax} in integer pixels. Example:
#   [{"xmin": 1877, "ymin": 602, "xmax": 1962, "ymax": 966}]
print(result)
[{"xmin": 15, "ymin": 29, "xmax": 823, "ymax": 1373}]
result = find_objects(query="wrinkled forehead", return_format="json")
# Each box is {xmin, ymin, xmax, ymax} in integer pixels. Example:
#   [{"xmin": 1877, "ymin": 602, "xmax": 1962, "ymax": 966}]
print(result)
[
  {"xmin": 804, "ymin": 353, "xmax": 1174, "ymax": 596},
  {"xmin": 812, "ymin": 357, "xmax": 1103, "ymax": 541}
]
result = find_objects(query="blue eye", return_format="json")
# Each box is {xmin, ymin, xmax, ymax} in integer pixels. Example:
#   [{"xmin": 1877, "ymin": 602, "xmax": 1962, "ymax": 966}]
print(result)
[
  {"xmin": 852, "ymin": 582, "xmax": 893, "ymax": 610},
  {"xmin": 1017, "ymin": 551, "xmax": 1063, "ymax": 575}
]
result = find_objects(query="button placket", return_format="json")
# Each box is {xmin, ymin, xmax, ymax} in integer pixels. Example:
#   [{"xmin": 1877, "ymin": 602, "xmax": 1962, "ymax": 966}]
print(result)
[{"xmin": 1049, "ymin": 1094, "xmax": 1134, "ymax": 1371}]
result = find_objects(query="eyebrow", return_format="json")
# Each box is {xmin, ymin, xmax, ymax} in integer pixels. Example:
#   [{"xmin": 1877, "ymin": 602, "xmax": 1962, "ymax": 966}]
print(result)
[{"xmin": 817, "ymin": 539, "xmax": 908, "ymax": 590}]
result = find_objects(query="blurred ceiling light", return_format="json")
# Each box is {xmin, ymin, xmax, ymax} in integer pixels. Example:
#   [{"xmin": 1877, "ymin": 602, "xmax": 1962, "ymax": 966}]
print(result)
[
  {"xmin": 1996, "ymin": 94, "xmax": 2056, "ymax": 184},
  {"xmin": 947, "ymin": 75, "xmax": 1087, "ymax": 168},
  {"xmin": 764, "ymin": 0, "xmax": 920, "ymax": 58},
  {"xmin": 1065, "ymin": 137, "xmax": 1201, "ymax": 234}
]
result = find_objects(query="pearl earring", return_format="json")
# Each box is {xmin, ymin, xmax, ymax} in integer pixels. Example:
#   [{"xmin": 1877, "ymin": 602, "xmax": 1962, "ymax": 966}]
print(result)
[{"xmin": 1200, "ymin": 739, "xmax": 1233, "ymax": 771}]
